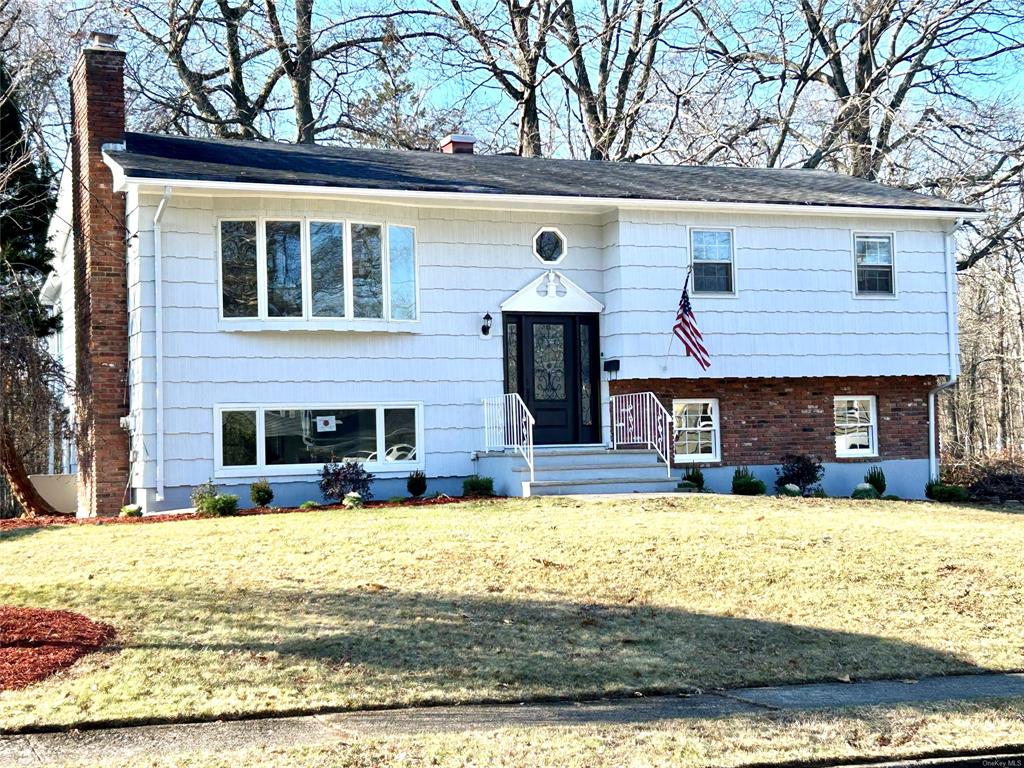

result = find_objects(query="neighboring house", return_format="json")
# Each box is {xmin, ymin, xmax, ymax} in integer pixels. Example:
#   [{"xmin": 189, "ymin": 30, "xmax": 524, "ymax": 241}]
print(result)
[{"xmin": 44, "ymin": 33, "xmax": 981, "ymax": 516}]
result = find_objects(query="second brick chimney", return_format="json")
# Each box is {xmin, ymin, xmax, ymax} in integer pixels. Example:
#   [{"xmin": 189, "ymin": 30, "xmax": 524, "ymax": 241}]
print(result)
[
  {"xmin": 439, "ymin": 134, "xmax": 476, "ymax": 154},
  {"xmin": 69, "ymin": 32, "xmax": 129, "ymax": 517}
]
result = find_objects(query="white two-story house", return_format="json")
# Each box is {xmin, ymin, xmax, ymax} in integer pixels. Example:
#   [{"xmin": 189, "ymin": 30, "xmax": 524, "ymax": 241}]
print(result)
[{"xmin": 45, "ymin": 33, "xmax": 979, "ymax": 516}]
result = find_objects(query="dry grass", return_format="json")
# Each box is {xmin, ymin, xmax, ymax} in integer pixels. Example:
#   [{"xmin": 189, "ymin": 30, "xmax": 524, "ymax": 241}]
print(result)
[
  {"xmin": 68, "ymin": 699, "xmax": 1024, "ymax": 768},
  {"xmin": 1, "ymin": 494, "xmax": 1022, "ymax": 731}
]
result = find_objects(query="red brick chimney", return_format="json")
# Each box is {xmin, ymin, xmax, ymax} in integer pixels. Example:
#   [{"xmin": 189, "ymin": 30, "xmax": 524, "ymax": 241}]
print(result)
[
  {"xmin": 439, "ymin": 134, "xmax": 476, "ymax": 154},
  {"xmin": 69, "ymin": 31, "xmax": 129, "ymax": 517}
]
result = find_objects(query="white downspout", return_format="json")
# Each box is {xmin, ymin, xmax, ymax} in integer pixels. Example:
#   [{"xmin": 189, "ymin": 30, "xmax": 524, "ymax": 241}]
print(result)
[
  {"xmin": 154, "ymin": 186, "xmax": 172, "ymax": 501},
  {"xmin": 928, "ymin": 217, "xmax": 964, "ymax": 480}
]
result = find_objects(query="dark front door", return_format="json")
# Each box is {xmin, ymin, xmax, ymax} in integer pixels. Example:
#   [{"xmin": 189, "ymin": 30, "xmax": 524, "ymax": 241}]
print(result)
[{"xmin": 504, "ymin": 313, "xmax": 600, "ymax": 445}]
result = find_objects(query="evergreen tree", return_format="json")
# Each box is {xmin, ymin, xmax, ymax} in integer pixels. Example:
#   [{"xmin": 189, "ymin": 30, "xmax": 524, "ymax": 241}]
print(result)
[{"xmin": 1, "ymin": 55, "xmax": 58, "ymax": 337}]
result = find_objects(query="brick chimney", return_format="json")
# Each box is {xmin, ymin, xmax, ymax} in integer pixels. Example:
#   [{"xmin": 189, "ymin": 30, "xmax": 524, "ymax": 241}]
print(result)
[
  {"xmin": 439, "ymin": 134, "xmax": 476, "ymax": 154},
  {"xmin": 69, "ymin": 31, "xmax": 129, "ymax": 517}
]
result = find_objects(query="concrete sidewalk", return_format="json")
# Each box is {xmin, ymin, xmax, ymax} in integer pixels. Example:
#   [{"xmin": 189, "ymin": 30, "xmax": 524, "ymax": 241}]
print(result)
[{"xmin": 2, "ymin": 672, "xmax": 1023, "ymax": 766}]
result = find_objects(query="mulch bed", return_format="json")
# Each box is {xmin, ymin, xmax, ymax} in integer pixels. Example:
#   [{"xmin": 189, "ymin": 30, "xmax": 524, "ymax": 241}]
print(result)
[
  {"xmin": 0, "ymin": 606, "xmax": 116, "ymax": 690},
  {"xmin": 0, "ymin": 494, "xmax": 492, "ymax": 533}
]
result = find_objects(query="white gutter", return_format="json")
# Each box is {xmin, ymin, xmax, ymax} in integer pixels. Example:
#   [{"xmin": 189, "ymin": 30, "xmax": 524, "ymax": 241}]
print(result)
[
  {"xmin": 102, "ymin": 164, "xmax": 985, "ymax": 221},
  {"xmin": 153, "ymin": 186, "xmax": 172, "ymax": 500},
  {"xmin": 928, "ymin": 217, "xmax": 965, "ymax": 480}
]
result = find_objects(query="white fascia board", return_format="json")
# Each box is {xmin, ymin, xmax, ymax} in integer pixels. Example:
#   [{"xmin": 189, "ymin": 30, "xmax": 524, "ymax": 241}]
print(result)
[{"xmin": 108, "ymin": 164, "xmax": 986, "ymax": 221}]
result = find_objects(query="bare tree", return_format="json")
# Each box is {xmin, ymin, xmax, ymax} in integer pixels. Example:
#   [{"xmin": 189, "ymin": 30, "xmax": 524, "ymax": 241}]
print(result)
[
  {"xmin": 545, "ymin": 0, "xmax": 693, "ymax": 161},
  {"xmin": 432, "ymin": 0, "xmax": 564, "ymax": 156}
]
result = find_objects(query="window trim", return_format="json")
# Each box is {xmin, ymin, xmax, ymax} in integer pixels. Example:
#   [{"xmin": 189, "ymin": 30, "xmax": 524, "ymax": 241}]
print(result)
[
  {"xmin": 689, "ymin": 226, "xmax": 737, "ymax": 297},
  {"xmin": 217, "ymin": 216, "xmax": 419, "ymax": 325},
  {"xmin": 532, "ymin": 226, "xmax": 567, "ymax": 266},
  {"xmin": 213, "ymin": 402, "xmax": 425, "ymax": 478},
  {"xmin": 672, "ymin": 397, "xmax": 721, "ymax": 463},
  {"xmin": 833, "ymin": 395, "xmax": 879, "ymax": 458},
  {"xmin": 852, "ymin": 231, "xmax": 897, "ymax": 298}
]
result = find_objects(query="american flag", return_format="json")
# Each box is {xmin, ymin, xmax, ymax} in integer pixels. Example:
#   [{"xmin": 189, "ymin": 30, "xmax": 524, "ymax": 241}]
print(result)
[{"xmin": 673, "ymin": 274, "xmax": 710, "ymax": 370}]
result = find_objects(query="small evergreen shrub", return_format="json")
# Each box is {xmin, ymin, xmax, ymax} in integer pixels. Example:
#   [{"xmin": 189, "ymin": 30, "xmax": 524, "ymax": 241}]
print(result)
[
  {"xmin": 196, "ymin": 493, "xmax": 238, "ymax": 517},
  {"xmin": 463, "ymin": 475, "xmax": 495, "ymax": 497},
  {"xmin": 682, "ymin": 465, "xmax": 705, "ymax": 490},
  {"xmin": 299, "ymin": 500, "xmax": 320, "ymax": 510},
  {"xmin": 250, "ymin": 478, "xmax": 274, "ymax": 507},
  {"xmin": 119, "ymin": 504, "xmax": 142, "ymax": 518},
  {"xmin": 851, "ymin": 483, "xmax": 880, "ymax": 500},
  {"xmin": 320, "ymin": 460, "xmax": 375, "ymax": 502},
  {"xmin": 190, "ymin": 479, "xmax": 217, "ymax": 509},
  {"xmin": 775, "ymin": 454, "xmax": 824, "ymax": 493},
  {"xmin": 732, "ymin": 466, "xmax": 766, "ymax": 496},
  {"xmin": 407, "ymin": 469, "xmax": 428, "ymax": 498},
  {"xmin": 864, "ymin": 466, "xmax": 886, "ymax": 495},
  {"xmin": 778, "ymin": 483, "xmax": 802, "ymax": 497},
  {"xmin": 883, "ymin": 494, "xmax": 901, "ymax": 501},
  {"xmin": 810, "ymin": 488, "xmax": 829, "ymax": 498},
  {"xmin": 925, "ymin": 480, "xmax": 969, "ymax": 503}
]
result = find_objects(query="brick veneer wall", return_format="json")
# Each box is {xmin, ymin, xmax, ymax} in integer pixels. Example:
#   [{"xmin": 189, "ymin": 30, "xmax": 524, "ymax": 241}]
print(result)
[
  {"xmin": 610, "ymin": 376, "xmax": 940, "ymax": 466},
  {"xmin": 69, "ymin": 42, "xmax": 129, "ymax": 516}
]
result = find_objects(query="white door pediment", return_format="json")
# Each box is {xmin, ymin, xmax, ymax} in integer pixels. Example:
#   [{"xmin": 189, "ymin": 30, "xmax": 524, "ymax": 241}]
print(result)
[{"xmin": 500, "ymin": 270, "xmax": 604, "ymax": 314}]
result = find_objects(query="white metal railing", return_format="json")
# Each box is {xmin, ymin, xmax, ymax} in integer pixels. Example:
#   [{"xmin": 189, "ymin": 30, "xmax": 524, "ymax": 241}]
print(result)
[
  {"xmin": 483, "ymin": 393, "xmax": 535, "ymax": 482},
  {"xmin": 610, "ymin": 392, "xmax": 673, "ymax": 478}
]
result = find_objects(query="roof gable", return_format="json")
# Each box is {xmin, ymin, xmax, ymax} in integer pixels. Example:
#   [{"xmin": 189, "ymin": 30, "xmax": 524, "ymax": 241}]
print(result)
[{"xmin": 501, "ymin": 271, "xmax": 604, "ymax": 314}]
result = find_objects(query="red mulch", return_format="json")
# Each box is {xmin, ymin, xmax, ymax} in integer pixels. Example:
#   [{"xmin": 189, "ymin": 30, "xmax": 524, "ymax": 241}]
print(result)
[
  {"xmin": 0, "ymin": 494, "xmax": 492, "ymax": 533},
  {"xmin": 0, "ymin": 606, "xmax": 116, "ymax": 690}
]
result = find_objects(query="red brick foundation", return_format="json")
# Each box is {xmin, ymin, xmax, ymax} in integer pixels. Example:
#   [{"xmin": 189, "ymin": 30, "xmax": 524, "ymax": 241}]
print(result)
[
  {"xmin": 610, "ymin": 376, "xmax": 940, "ymax": 466},
  {"xmin": 70, "ymin": 38, "xmax": 128, "ymax": 516}
]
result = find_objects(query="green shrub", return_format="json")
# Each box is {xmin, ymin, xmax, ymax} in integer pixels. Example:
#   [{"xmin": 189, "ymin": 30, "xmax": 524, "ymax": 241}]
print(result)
[
  {"xmin": 678, "ymin": 479, "xmax": 698, "ymax": 490},
  {"xmin": 190, "ymin": 479, "xmax": 217, "ymax": 509},
  {"xmin": 864, "ymin": 466, "xmax": 886, "ymax": 495},
  {"xmin": 682, "ymin": 465, "xmax": 705, "ymax": 490},
  {"xmin": 119, "ymin": 504, "xmax": 142, "ymax": 518},
  {"xmin": 810, "ymin": 488, "xmax": 829, "ymax": 498},
  {"xmin": 775, "ymin": 454, "xmax": 824, "ymax": 493},
  {"xmin": 320, "ymin": 460, "xmax": 375, "ymax": 502},
  {"xmin": 463, "ymin": 475, "xmax": 494, "ymax": 497},
  {"xmin": 250, "ymin": 478, "xmax": 274, "ymax": 507},
  {"xmin": 407, "ymin": 469, "xmax": 428, "ymax": 498},
  {"xmin": 732, "ymin": 466, "xmax": 766, "ymax": 496},
  {"xmin": 851, "ymin": 483, "xmax": 881, "ymax": 500},
  {"xmin": 883, "ymin": 494, "xmax": 901, "ymax": 501},
  {"xmin": 196, "ymin": 493, "xmax": 239, "ymax": 517},
  {"xmin": 778, "ymin": 483, "xmax": 802, "ymax": 497},
  {"xmin": 299, "ymin": 500, "xmax": 320, "ymax": 510},
  {"xmin": 925, "ymin": 480, "xmax": 969, "ymax": 503}
]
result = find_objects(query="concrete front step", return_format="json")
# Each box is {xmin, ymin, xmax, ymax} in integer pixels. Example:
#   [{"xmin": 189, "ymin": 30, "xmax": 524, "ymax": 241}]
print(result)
[
  {"xmin": 529, "ymin": 477, "xmax": 680, "ymax": 496},
  {"xmin": 513, "ymin": 462, "xmax": 671, "ymax": 482}
]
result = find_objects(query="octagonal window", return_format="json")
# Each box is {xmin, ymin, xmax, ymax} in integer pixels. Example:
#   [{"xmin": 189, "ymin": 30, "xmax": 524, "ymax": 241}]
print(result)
[{"xmin": 533, "ymin": 228, "xmax": 566, "ymax": 264}]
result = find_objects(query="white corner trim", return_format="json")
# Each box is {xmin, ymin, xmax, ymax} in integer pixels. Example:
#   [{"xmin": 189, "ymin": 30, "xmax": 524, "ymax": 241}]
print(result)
[{"xmin": 500, "ymin": 270, "xmax": 604, "ymax": 314}]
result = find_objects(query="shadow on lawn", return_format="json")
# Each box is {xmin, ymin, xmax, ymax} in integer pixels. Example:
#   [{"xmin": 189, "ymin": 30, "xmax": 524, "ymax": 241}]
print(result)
[{"xmin": 115, "ymin": 584, "xmax": 981, "ymax": 695}]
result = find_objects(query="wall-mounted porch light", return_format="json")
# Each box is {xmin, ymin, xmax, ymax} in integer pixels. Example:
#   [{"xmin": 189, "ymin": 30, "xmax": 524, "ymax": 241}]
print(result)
[{"xmin": 481, "ymin": 312, "xmax": 493, "ymax": 337}]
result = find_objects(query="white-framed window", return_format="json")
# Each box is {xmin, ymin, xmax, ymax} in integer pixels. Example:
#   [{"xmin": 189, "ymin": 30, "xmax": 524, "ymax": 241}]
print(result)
[
  {"xmin": 834, "ymin": 396, "xmax": 878, "ymax": 457},
  {"xmin": 672, "ymin": 398, "xmax": 720, "ymax": 462},
  {"xmin": 218, "ymin": 218, "xmax": 418, "ymax": 322},
  {"xmin": 690, "ymin": 228, "xmax": 735, "ymax": 294},
  {"xmin": 853, "ymin": 233, "xmax": 895, "ymax": 296},
  {"xmin": 532, "ymin": 227, "xmax": 566, "ymax": 265},
  {"xmin": 214, "ymin": 403, "xmax": 423, "ymax": 477}
]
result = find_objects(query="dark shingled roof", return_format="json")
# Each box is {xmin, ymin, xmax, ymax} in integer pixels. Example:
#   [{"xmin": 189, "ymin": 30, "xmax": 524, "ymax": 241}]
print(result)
[{"xmin": 107, "ymin": 132, "xmax": 979, "ymax": 213}]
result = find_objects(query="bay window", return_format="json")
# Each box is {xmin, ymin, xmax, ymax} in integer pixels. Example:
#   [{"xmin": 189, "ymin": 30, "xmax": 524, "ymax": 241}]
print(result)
[
  {"xmin": 215, "ymin": 404, "xmax": 422, "ymax": 476},
  {"xmin": 218, "ymin": 218, "xmax": 417, "ymax": 323}
]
